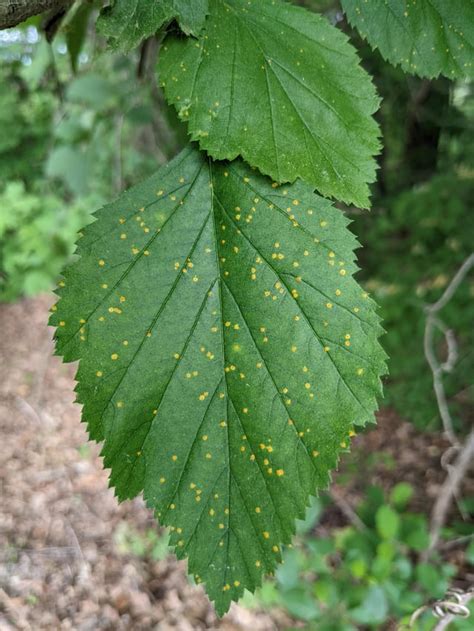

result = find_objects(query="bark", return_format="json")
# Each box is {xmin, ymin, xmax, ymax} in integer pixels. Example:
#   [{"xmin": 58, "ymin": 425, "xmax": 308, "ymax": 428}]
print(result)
[{"xmin": 0, "ymin": 0, "xmax": 70, "ymax": 29}]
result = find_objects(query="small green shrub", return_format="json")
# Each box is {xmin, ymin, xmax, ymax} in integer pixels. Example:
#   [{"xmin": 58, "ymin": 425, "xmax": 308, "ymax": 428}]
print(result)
[
  {"xmin": 352, "ymin": 173, "xmax": 474, "ymax": 431},
  {"xmin": 0, "ymin": 182, "xmax": 91, "ymax": 301},
  {"xmin": 244, "ymin": 485, "xmax": 467, "ymax": 630}
]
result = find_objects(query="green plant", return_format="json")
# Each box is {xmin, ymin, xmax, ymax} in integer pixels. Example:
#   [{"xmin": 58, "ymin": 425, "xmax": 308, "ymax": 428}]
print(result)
[
  {"xmin": 352, "ymin": 172, "xmax": 474, "ymax": 431},
  {"xmin": 243, "ymin": 485, "xmax": 463, "ymax": 630},
  {"xmin": 0, "ymin": 182, "xmax": 91, "ymax": 301},
  {"xmin": 114, "ymin": 522, "xmax": 171, "ymax": 561},
  {"xmin": 4, "ymin": 0, "xmax": 472, "ymax": 616},
  {"xmin": 0, "ymin": 65, "xmax": 55, "ymax": 185},
  {"xmin": 0, "ymin": 29, "xmax": 168, "ymax": 300}
]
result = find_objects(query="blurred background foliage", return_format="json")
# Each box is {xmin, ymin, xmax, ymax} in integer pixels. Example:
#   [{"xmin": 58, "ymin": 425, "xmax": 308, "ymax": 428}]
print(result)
[
  {"xmin": 240, "ymin": 489, "xmax": 470, "ymax": 630},
  {"xmin": 0, "ymin": 1, "xmax": 472, "ymax": 628}
]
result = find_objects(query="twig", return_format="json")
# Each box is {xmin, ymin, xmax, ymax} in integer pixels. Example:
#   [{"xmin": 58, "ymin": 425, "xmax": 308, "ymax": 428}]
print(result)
[
  {"xmin": 422, "ymin": 254, "xmax": 474, "ymax": 557},
  {"xmin": 401, "ymin": 588, "xmax": 474, "ymax": 630},
  {"xmin": 422, "ymin": 253, "xmax": 474, "ymax": 555},
  {"xmin": 427, "ymin": 429, "xmax": 474, "ymax": 554},
  {"xmin": 438, "ymin": 534, "xmax": 474, "ymax": 552},
  {"xmin": 432, "ymin": 589, "xmax": 474, "ymax": 631},
  {"xmin": 14, "ymin": 395, "xmax": 42, "ymax": 424},
  {"xmin": 429, "ymin": 255, "xmax": 474, "ymax": 313},
  {"xmin": 423, "ymin": 253, "xmax": 474, "ymax": 446},
  {"xmin": 329, "ymin": 489, "xmax": 367, "ymax": 531},
  {"xmin": 65, "ymin": 520, "xmax": 90, "ymax": 585}
]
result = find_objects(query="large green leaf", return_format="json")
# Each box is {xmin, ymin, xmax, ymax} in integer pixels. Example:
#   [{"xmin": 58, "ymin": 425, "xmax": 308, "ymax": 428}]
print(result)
[
  {"xmin": 51, "ymin": 146, "xmax": 386, "ymax": 614},
  {"xmin": 342, "ymin": 0, "xmax": 474, "ymax": 79},
  {"xmin": 97, "ymin": 0, "xmax": 208, "ymax": 51},
  {"xmin": 158, "ymin": 0, "xmax": 380, "ymax": 208},
  {"xmin": 65, "ymin": 1, "xmax": 94, "ymax": 73}
]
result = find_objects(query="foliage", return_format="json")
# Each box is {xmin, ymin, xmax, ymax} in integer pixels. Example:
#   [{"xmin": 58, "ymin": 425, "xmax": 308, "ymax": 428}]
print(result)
[
  {"xmin": 341, "ymin": 0, "xmax": 474, "ymax": 79},
  {"xmin": 50, "ymin": 146, "xmax": 386, "ymax": 614},
  {"xmin": 97, "ymin": 0, "xmax": 209, "ymax": 50},
  {"xmin": 0, "ymin": 0, "xmax": 472, "ymax": 617},
  {"xmin": 64, "ymin": 1, "xmax": 95, "ymax": 73},
  {"xmin": 0, "ymin": 182, "xmax": 91, "ymax": 301},
  {"xmin": 0, "ymin": 65, "xmax": 55, "ymax": 184},
  {"xmin": 108, "ymin": 481, "xmax": 472, "ymax": 630},
  {"xmin": 46, "ymin": 65, "xmax": 161, "ymax": 198},
  {"xmin": 159, "ymin": 0, "xmax": 380, "ymax": 207},
  {"xmin": 114, "ymin": 522, "xmax": 170, "ymax": 561},
  {"xmin": 353, "ymin": 173, "xmax": 474, "ymax": 431},
  {"xmin": 0, "ymin": 32, "xmax": 163, "ymax": 300},
  {"xmin": 244, "ymin": 485, "xmax": 467, "ymax": 630}
]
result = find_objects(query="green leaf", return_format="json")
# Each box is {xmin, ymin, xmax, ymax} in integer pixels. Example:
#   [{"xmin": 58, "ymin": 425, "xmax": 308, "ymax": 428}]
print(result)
[
  {"xmin": 415, "ymin": 563, "xmax": 447, "ymax": 598},
  {"xmin": 158, "ymin": 0, "xmax": 380, "ymax": 208},
  {"xmin": 341, "ymin": 0, "xmax": 474, "ymax": 79},
  {"xmin": 375, "ymin": 505, "xmax": 400, "ymax": 540},
  {"xmin": 350, "ymin": 585, "xmax": 388, "ymax": 625},
  {"xmin": 400, "ymin": 514, "xmax": 430, "ymax": 552},
  {"xmin": 466, "ymin": 540, "xmax": 474, "ymax": 565},
  {"xmin": 169, "ymin": 0, "xmax": 209, "ymax": 35},
  {"xmin": 389, "ymin": 482, "xmax": 413, "ymax": 509},
  {"xmin": 65, "ymin": 1, "xmax": 93, "ymax": 73},
  {"xmin": 51, "ymin": 146, "xmax": 386, "ymax": 614},
  {"xmin": 97, "ymin": 0, "xmax": 208, "ymax": 51}
]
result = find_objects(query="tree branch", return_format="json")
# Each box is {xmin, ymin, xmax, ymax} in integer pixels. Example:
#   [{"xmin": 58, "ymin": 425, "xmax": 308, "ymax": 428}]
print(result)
[
  {"xmin": 0, "ymin": 0, "xmax": 70, "ymax": 29},
  {"xmin": 423, "ymin": 253, "xmax": 474, "ymax": 446},
  {"xmin": 421, "ymin": 254, "xmax": 474, "ymax": 558},
  {"xmin": 426, "ymin": 428, "xmax": 474, "ymax": 554}
]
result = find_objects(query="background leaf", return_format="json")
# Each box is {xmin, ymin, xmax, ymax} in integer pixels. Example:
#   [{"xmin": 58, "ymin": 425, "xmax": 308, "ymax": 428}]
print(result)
[
  {"xmin": 158, "ymin": 0, "xmax": 381, "ymax": 208},
  {"xmin": 170, "ymin": 0, "xmax": 209, "ymax": 35},
  {"xmin": 97, "ymin": 0, "xmax": 209, "ymax": 51},
  {"xmin": 341, "ymin": 0, "xmax": 474, "ymax": 79},
  {"xmin": 65, "ymin": 1, "xmax": 94, "ymax": 73},
  {"xmin": 375, "ymin": 505, "xmax": 400, "ymax": 540},
  {"xmin": 51, "ymin": 146, "xmax": 386, "ymax": 613}
]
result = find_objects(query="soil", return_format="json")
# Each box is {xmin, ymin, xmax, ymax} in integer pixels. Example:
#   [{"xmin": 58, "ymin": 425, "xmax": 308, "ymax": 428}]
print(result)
[{"xmin": 0, "ymin": 295, "xmax": 471, "ymax": 630}]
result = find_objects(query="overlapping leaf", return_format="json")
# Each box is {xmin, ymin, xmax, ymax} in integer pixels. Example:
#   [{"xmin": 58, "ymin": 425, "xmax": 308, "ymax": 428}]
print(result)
[
  {"xmin": 51, "ymin": 147, "xmax": 386, "ymax": 613},
  {"xmin": 158, "ymin": 0, "xmax": 381, "ymax": 208},
  {"xmin": 342, "ymin": 0, "xmax": 474, "ymax": 79},
  {"xmin": 97, "ymin": 0, "xmax": 208, "ymax": 51},
  {"xmin": 65, "ymin": 2, "xmax": 94, "ymax": 72}
]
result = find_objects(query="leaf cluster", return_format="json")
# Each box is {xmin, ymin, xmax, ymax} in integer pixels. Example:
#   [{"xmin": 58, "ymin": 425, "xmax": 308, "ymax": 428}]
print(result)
[
  {"xmin": 24, "ymin": 0, "xmax": 472, "ymax": 614},
  {"xmin": 246, "ymin": 484, "xmax": 468, "ymax": 630}
]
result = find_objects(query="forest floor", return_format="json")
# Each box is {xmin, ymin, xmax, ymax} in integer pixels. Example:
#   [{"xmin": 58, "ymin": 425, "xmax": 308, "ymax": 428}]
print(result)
[{"xmin": 0, "ymin": 295, "xmax": 468, "ymax": 630}]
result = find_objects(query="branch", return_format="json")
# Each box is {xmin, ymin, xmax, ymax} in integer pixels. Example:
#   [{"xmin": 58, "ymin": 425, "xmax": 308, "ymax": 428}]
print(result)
[
  {"xmin": 432, "ymin": 589, "xmax": 474, "ymax": 631},
  {"xmin": 429, "ymin": 254, "xmax": 474, "ymax": 313},
  {"xmin": 404, "ymin": 588, "xmax": 474, "ymax": 630},
  {"xmin": 421, "ymin": 254, "xmax": 474, "ymax": 557},
  {"xmin": 427, "ymin": 428, "xmax": 474, "ymax": 553},
  {"xmin": 0, "ymin": 0, "xmax": 70, "ymax": 29},
  {"xmin": 329, "ymin": 489, "xmax": 367, "ymax": 532},
  {"xmin": 423, "ymin": 253, "xmax": 474, "ymax": 446}
]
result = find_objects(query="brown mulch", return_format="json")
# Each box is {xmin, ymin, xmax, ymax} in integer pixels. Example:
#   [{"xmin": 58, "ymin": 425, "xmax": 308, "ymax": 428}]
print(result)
[
  {"xmin": 0, "ymin": 295, "xmax": 471, "ymax": 630},
  {"xmin": 0, "ymin": 295, "xmax": 295, "ymax": 630}
]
